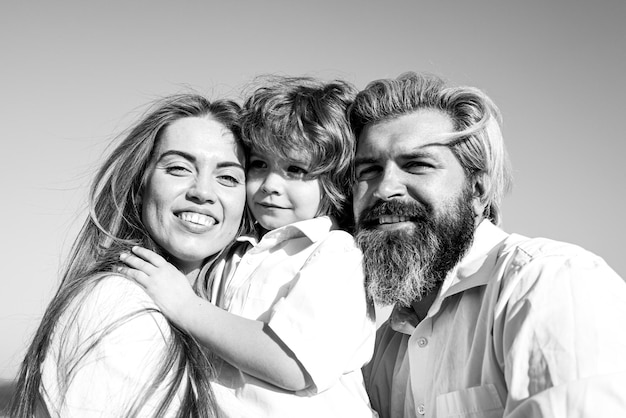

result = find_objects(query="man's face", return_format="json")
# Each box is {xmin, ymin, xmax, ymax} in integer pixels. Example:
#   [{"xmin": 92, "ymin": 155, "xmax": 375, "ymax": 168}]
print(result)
[{"xmin": 353, "ymin": 109, "xmax": 477, "ymax": 306}]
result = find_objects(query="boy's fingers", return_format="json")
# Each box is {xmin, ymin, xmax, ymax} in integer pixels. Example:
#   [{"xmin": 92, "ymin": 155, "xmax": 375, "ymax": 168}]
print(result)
[
  {"xmin": 120, "ymin": 252, "xmax": 155, "ymax": 273},
  {"xmin": 116, "ymin": 266, "xmax": 148, "ymax": 286},
  {"xmin": 131, "ymin": 246, "xmax": 167, "ymax": 267}
]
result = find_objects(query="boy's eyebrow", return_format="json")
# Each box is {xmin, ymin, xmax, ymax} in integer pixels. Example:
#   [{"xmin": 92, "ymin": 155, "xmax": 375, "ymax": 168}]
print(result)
[{"xmin": 158, "ymin": 150, "xmax": 244, "ymax": 170}]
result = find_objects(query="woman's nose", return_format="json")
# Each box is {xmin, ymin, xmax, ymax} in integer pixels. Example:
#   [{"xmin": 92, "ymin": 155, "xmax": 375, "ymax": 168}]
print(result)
[{"xmin": 187, "ymin": 176, "xmax": 217, "ymax": 203}]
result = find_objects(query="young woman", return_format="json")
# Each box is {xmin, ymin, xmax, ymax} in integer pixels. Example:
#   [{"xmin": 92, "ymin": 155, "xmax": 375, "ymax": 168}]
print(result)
[{"xmin": 10, "ymin": 94, "xmax": 250, "ymax": 418}]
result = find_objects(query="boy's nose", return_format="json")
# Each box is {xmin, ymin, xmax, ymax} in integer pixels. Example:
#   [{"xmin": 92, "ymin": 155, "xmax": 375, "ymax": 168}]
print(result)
[{"xmin": 261, "ymin": 171, "xmax": 284, "ymax": 194}]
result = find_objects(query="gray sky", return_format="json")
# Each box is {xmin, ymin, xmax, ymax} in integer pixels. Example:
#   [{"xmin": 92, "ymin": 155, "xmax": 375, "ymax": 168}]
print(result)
[{"xmin": 1, "ymin": 0, "xmax": 624, "ymax": 379}]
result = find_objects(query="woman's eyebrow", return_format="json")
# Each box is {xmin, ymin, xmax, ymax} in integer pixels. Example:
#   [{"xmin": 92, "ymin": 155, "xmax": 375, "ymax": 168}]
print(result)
[
  {"xmin": 158, "ymin": 151, "xmax": 243, "ymax": 170},
  {"xmin": 158, "ymin": 150, "xmax": 195, "ymax": 162},
  {"xmin": 217, "ymin": 161, "xmax": 245, "ymax": 170}
]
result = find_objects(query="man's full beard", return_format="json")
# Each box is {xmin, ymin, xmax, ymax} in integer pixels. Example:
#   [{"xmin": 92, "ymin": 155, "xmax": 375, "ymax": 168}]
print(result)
[{"xmin": 355, "ymin": 187, "xmax": 476, "ymax": 307}]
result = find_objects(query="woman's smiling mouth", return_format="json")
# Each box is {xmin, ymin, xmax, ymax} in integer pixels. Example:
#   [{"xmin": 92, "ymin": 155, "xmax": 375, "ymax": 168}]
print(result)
[{"xmin": 177, "ymin": 211, "xmax": 216, "ymax": 227}]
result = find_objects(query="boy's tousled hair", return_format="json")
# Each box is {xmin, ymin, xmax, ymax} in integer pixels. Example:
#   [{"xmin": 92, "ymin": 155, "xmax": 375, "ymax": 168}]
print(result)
[{"xmin": 241, "ymin": 75, "xmax": 357, "ymax": 224}]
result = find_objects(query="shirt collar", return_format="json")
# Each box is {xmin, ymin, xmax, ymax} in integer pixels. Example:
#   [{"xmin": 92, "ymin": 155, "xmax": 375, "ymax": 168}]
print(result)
[
  {"xmin": 439, "ymin": 219, "xmax": 509, "ymax": 298},
  {"xmin": 235, "ymin": 216, "xmax": 336, "ymax": 248}
]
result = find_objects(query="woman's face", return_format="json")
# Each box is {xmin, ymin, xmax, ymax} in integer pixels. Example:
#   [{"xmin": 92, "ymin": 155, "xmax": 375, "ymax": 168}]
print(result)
[{"xmin": 141, "ymin": 116, "xmax": 246, "ymax": 276}]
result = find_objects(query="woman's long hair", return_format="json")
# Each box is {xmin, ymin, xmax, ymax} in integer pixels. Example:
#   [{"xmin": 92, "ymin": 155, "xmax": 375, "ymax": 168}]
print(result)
[{"xmin": 10, "ymin": 94, "xmax": 249, "ymax": 417}]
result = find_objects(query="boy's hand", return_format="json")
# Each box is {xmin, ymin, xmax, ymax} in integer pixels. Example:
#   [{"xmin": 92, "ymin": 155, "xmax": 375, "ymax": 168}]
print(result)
[{"xmin": 118, "ymin": 246, "xmax": 197, "ymax": 326}]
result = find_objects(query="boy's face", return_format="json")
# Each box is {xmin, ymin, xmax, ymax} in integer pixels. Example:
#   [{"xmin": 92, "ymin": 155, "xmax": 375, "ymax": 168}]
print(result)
[{"xmin": 246, "ymin": 150, "xmax": 323, "ymax": 231}]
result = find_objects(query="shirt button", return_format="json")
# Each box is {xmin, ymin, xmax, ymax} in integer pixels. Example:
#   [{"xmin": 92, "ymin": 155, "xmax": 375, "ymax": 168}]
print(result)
[
  {"xmin": 417, "ymin": 403, "xmax": 426, "ymax": 415},
  {"xmin": 417, "ymin": 337, "xmax": 428, "ymax": 347}
]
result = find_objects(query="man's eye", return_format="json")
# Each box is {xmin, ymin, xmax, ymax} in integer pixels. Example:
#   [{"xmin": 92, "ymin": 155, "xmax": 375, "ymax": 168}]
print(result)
[
  {"xmin": 356, "ymin": 166, "xmax": 380, "ymax": 180},
  {"xmin": 405, "ymin": 161, "xmax": 434, "ymax": 173}
]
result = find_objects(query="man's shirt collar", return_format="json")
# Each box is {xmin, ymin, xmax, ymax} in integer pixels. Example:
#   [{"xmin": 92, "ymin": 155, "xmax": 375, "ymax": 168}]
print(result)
[{"xmin": 440, "ymin": 219, "xmax": 509, "ymax": 298}]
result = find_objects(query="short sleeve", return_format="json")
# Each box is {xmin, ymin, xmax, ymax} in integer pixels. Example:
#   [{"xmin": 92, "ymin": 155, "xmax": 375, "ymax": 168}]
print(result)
[
  {"xmin": 41, "ymin": 275, "xmax": 183, "ymax": 417},
  {"xmin": 267, "ymin": 232, "xmax": 376, "ymax": 393},
  {"xmin": 497, "ymin": 246, "xmax": 626, "ymax": 416}
]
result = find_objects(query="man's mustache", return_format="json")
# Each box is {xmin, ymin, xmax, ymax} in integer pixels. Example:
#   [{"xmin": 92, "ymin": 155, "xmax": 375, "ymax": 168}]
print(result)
[{"xmin": 357, "ymin": 200, "xmax": 432, "ymax": 229}]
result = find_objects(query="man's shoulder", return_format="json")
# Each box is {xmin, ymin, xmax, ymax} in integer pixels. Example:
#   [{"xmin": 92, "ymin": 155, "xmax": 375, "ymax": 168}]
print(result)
[
  {"xmin": 500, "ymin": 233, "xmax": 604, "ymax": 270},
  {"xmin": 492, "ymin": 233, "xmax": 622, "ymax": 299}
]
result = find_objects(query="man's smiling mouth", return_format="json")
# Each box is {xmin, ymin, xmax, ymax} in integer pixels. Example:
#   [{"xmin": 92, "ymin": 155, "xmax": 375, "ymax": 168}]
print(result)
[{"xmin": 378, "ymin": 215, "xmax": 413, "ymax": 224}]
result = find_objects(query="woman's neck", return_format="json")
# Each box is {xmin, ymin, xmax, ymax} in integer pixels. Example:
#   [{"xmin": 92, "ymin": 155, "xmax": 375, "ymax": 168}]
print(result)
[{"xmin": 176, "ymin": 262, "xmax": 201, "ymax": 285}]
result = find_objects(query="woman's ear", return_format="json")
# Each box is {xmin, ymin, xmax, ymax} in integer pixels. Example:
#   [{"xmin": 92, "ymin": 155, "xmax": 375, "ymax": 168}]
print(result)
[{"xmin": 135, "ymin": 189, "xmax": 143, "ymax": 208}]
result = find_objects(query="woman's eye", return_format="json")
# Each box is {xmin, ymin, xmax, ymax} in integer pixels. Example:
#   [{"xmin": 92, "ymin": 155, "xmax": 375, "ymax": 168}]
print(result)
[
  {"xmin": 218, "ymin": 175, "xmax": 242, "ymax": 187},
  {"xmin": 165, "ymin": 165, "xmax": 191, "ymax": 175}
]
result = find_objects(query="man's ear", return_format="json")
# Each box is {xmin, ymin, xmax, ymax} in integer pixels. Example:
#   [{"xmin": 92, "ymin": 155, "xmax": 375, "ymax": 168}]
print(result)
[{"xmin": 470, "ymin": 174, "xmax": 489, "ymax": 219}]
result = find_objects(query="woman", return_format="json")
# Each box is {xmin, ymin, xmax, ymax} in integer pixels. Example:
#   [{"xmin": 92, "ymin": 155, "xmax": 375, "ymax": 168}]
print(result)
[{"xmin": 10, "ymin": 94, "xmax": 250, "ymax": 417}]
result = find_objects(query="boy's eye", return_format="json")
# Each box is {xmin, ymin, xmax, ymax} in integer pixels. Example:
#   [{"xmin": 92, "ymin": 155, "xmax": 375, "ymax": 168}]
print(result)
[
  {"xmin": 248, "ymin": 159, "xmax": 267, "ymax": 170},
  {"xmin": 287, "ymin": 165, "xmax": 308, "ymax": 174},
  {"xmin": 286, "ymin": 165, "xmax": 309, "ymax": 179}
]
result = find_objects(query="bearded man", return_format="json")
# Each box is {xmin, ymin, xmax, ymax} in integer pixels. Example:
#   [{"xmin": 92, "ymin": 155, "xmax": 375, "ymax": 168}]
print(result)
[{"xmin": 349, "ymin": 72, "xmax": 626, "ymax": 417}]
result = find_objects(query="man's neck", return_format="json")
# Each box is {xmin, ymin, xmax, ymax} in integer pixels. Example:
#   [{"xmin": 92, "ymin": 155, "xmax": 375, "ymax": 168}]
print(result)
[{"xmin": 411, "ymin": 287, "xmax": 441, "ymax": 322}]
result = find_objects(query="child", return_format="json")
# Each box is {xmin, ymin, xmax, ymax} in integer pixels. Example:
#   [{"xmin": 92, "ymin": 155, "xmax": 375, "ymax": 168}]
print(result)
[{"xmin": 120, "ymin": 76, "xmax": 376, "ymax": 417}]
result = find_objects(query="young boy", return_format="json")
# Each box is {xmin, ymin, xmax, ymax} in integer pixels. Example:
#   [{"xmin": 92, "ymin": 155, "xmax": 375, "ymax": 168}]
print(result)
[{"xmin": 121, "ymin": 76, "xmax": 376, "ymax": 417}]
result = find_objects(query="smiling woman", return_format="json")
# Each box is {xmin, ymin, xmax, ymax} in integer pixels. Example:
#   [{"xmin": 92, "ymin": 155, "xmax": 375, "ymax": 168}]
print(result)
[
  {"xmin": 9, "ymin": 95, "xmax": 250, "ymax": 418},
  {"xmin": 142, "ymin": 116, "xmax": 247, "ymax": 278}
]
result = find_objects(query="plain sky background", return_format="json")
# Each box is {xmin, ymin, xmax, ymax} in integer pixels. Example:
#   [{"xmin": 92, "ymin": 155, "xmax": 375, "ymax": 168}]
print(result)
[{"xmin": 1, "ymin": 0, "xmax": 624, "ymax": 380}]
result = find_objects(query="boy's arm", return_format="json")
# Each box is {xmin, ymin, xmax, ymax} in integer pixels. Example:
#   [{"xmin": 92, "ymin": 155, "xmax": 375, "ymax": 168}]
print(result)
[{"xmin": 119, "ymin": 246, "xmax": 312, "ymax": 391}]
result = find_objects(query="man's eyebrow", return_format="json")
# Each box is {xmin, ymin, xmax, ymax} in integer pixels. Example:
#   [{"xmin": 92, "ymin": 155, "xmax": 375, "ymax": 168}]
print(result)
[
  {"xmin": 355, "ymin": 144, "xmax": 447, "ymax": 165},
  {"xmin": 354, "ymin": 156, "xmax": 378, "ymax": 166},
  {"xmin": 402, "ymin": 145, "xmax": 446, "ymax": 158}
]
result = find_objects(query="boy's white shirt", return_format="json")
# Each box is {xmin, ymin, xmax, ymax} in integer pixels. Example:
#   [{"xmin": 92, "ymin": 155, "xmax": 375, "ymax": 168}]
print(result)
[{"xmin": 208, "ymin": 216, "xmax": 377, "ymax": 418}]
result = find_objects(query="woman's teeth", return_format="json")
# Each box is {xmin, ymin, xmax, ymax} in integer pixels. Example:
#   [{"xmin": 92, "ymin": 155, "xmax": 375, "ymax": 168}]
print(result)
[{"xmin": 178, "ymin": 212, "xmax": 215, "ymax": 227}]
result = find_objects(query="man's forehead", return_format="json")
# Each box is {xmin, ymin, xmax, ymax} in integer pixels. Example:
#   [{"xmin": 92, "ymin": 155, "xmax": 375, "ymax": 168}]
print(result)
[{"xmin": 356, "ymin": 114, "xmax": 454, "ymax": 159}]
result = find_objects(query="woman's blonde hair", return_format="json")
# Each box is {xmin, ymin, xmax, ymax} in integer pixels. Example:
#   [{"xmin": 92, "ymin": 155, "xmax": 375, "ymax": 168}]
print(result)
[{"xmin": 10, "ymin": 94, "xmax": 250, "ymax": 417}]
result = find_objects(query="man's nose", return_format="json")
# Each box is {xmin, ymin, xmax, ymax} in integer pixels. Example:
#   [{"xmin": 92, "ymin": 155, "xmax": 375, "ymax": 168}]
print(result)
[
  {"xmin": 373, "ymin": 165, "xmax": 407, "ymax": 201},
  {"xmin": 187, "ymin": 176, "xmax": 217, "ymax": 203}
]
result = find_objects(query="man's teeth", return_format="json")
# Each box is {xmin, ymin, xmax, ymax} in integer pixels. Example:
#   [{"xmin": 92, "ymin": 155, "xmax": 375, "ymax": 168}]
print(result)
[
  {"xmin": 178, "ymin": 212, "xmax": 215, "ymax": 227},
  {"xmin": 379, "ymin": 215, "xmax": 411, "ymax": 224}
]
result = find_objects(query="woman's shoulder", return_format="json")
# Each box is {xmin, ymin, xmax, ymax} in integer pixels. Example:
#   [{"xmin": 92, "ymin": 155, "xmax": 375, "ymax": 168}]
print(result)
[
  {"xmin": 82, "ymin": 273, "xmax": 157, "ymax": 308},
  {"xmin": 61, "ymin": 273, "xmax": 166, "ymax": 336}
]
